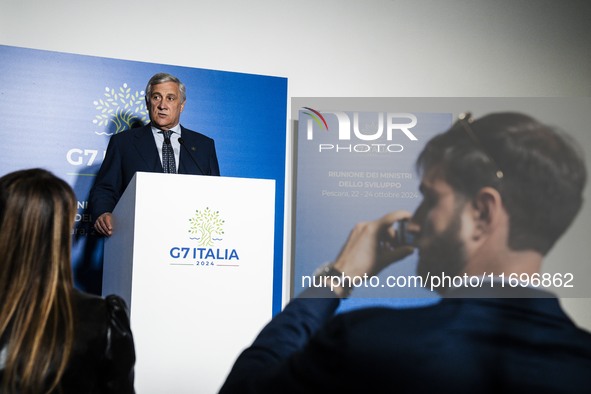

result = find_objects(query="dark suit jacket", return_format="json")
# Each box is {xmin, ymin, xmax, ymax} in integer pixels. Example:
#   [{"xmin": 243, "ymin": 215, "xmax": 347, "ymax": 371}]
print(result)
[
  {"xmin": 220, "ymin": 286, "xmax": 591, "ymax": 393},
  {"xmin": 89, "ymin": 124, "xmax": 219, "ymax": 219}
]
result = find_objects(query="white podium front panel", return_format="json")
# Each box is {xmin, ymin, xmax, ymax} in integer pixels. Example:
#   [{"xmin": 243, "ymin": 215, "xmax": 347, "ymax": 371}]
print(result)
[{"xmin": 103, "ymin": 172, "xmax": 275, "ymax": 393}]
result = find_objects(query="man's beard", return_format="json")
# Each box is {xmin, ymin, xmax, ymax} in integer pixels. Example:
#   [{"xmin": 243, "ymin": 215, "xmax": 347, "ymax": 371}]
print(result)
[{"xmin": 416, "ymin": 208, "xmax": 467, "ymax": 294}]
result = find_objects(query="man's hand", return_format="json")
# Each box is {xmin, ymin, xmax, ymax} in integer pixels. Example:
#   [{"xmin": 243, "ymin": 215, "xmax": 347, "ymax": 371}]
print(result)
[
  {"xmin": 94, "ymin": 212, "xmax": 113, "ymax": 236},
  {"xmin": 333, "ymin": 211, "xmax": 415, "ymax": 278}
]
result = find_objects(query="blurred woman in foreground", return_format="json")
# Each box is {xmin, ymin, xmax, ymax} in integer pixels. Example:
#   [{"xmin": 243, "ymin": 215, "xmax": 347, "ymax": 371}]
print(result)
[{"xmin": 0, "ymin": 168, "xmax": 135, "ymax": 393}]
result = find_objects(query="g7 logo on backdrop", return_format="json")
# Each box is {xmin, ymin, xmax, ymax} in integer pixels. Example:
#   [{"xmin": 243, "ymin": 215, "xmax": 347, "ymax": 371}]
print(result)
[
  {"xmin": 66, "ymin": 149, "xmax": 106, "ymax": 166},
  {"xmin": 66, "ymin": 82, "xmax": 147, "ymax": 168}
]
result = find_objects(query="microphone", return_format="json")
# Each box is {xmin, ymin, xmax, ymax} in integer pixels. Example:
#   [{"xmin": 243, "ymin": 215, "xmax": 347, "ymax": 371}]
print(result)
[{"xmin": 178, "ymin": 137, "xmax": 205, "ymax": 175}]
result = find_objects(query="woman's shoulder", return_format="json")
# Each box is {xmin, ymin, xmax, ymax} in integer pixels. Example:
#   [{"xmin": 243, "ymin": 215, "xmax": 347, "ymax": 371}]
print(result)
[
  {"xmin": 72, "ymin": 289, "xmax": 127, "ymax": 312},
  {"xmin": 71, "ymin": 290, "xmax": 131, "ymax": 334},
  {"xmin": 69, "ymin": 289, "xmax": 135, "ymax": 369},
  {"xmin": 64, "ymin": 291, "xmax": 135, "ymax": 392}
]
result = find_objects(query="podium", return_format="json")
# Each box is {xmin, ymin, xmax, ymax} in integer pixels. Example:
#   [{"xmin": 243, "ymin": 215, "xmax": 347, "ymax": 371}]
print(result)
[{"xmin": 102, "ymin": 172, "xmax": 276, "ymax": 393}]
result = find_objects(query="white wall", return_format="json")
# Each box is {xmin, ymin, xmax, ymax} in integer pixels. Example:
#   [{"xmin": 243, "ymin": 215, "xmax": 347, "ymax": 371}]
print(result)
[
  {"xmin": 2, "ymin": 0, "xmax": 589, "ymax": 96},
  {"xmin": 1, "ymin": 0, "xmax": 590, "ymax": 328}
]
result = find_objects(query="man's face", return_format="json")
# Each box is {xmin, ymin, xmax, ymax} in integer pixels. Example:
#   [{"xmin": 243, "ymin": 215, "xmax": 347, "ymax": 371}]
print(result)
[
  {"xmin": 148, "ymin": 81, "xmax": 185, "ymax": 130},
  {"xmin": 412, "ymin": 173, "xmax": 468, "ymax": 290}
]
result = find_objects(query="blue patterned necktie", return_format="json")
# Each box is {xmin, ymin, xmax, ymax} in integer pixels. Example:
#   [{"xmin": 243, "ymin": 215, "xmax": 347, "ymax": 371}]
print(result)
[{"xmin": 160, "ymin": 130, "xmax": 176, "ymax": 174}]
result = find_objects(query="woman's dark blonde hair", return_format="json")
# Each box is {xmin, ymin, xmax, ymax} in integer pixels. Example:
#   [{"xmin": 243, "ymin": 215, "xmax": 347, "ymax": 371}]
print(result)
[{"xmin": 0, "ymin": 168, "xmax": 76, "ymax": 393}]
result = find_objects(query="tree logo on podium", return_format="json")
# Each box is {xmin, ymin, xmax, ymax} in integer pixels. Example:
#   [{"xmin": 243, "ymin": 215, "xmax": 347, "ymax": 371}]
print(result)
[
  {"xmin": 188, "ymin": 207, "xmax": 225, "ymax": 247},
  {"xmin": 92, "ymin": 83, "xmax": 148, "ymax": 135}
]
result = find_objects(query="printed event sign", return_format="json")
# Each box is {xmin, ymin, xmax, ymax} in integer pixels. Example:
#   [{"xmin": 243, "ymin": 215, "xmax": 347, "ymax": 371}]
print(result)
[
  {"xmin": 293, "ymin": 107, "xmax": 453, "ymax": 303},
  {"xmin": 292, "ymin": 97, "xmax": 591, "ymax": 301}
]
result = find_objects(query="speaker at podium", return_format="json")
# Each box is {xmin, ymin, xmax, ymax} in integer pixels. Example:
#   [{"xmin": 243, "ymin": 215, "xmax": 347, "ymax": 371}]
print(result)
[{"xmin": 102, "ymin": 172, "xmax": 276, "ymax": 393}]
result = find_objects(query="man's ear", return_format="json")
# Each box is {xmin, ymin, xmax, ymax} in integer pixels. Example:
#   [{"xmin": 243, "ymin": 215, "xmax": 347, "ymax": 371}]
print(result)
[{"xmin": 471, "ymin": 187, "xmax": 504, "ymax": 237}]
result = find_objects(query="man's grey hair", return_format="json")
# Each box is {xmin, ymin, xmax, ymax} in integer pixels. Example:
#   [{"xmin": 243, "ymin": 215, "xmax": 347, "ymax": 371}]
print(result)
[{"xmin": 145, "ymin": 72, "xmax": 187, "ymax": 104}]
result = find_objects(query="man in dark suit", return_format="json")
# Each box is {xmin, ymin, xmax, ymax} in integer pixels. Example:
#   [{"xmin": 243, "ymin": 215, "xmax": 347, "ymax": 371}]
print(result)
[
  {"xmin": 90, "ymin": 72, "xmax": 220, "ymax": 236},
  {"xmin": 220, "ymin": 112, "xmax": 591, "ymax": 393}
]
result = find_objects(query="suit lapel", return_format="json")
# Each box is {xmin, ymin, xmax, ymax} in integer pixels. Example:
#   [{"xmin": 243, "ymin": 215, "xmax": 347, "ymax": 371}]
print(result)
[
  {"xmin": 178, "ymin": 126, "xmax": 203, "ymax": 175},
  {"xmin": 133, "ymin": 124, "xmax": 163, "ymax": 172}
]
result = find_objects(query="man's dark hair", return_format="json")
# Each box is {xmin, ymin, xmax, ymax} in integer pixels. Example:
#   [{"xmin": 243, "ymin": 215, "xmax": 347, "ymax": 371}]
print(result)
[{"xmin": 416, "ymin": 112, "xmax": 587, "ymax": 255}]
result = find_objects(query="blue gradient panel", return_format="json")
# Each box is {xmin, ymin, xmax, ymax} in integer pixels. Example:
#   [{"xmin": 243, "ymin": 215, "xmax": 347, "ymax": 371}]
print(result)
[{"xmin": 0, "ymin": 45, "xmax": 287, "ymax": 314}]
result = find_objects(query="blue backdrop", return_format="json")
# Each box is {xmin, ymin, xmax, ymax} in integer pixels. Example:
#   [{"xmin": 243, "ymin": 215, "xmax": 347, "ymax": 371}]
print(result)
[{"xmin": 0, "ymin": 45, "xmax": 287, "ymax": 314}]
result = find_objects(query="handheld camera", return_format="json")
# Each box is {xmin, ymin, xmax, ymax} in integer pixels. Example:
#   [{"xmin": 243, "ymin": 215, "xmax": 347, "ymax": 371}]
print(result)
[{"xmin": 394, "ymin": 219, "xmax": 416, "ymax": 247}]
